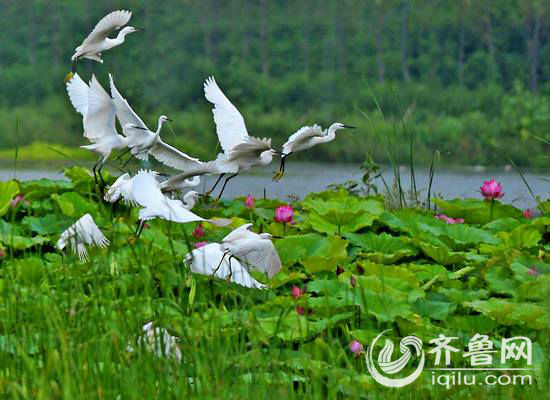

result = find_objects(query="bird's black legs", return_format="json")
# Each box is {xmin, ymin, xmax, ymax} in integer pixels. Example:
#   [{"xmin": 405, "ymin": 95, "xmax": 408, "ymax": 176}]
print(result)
[
  {"xmin": 115, "ymin": 147, "xmax": 131, "ymax": 162},
  {"xmin": 205, "ymin": 174, "xmax": 225, "ymax": 197},
  {"xmin": 272, "ymin": 153, "xmax": 291, "ymax": 182},
  {"xmin": 122, "ymin": 154, "xmax": 134, "ymax": 169},
  {"xmin": 92, "ymin": 162, "xmax": 99, "ymax": 185},
  {"xmin": 214, "ymin": 173, "xmax": 238, "ymax": 203},
  {"xmin": 227, "ymin": 256, "xmax": 234, "ymax": 281},
  {"xmin": 135, "ymin": 220, "xmax": 146, "ymax": 238},
  {"xmin": 213, "ymin": 250, "xmax": 230, "ymax": 275},
  {"xmin": 97, "ymin": 164, "xmax": 106, "ymax": 187}
]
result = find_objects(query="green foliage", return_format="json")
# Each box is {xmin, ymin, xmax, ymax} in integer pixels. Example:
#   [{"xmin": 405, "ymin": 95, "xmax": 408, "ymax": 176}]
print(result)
[
  {"xmin": 0, "ymin": 180, "xmax": 19, "ymax": 217},
  {"xmin": 0, "ymin": 167, "xmax": 549, "ymax": 398}
]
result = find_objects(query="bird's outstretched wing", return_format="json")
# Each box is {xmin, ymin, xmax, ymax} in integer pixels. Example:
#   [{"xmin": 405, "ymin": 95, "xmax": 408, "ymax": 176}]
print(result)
[
  {"xmin": 77, "ymin": 214, "xmax": 109, "ymax": 248},
  {"xmin": 227, "ymin": 136, "xmax": 271, "ymax": 160},
  {"xmin": 131, "ymin": 170, "xmax": 164, "ymax": 209},
  {"xmin": 203, "ymin": 76, "xmax": 249, "ymax": 153},
  {"xmin": 109, "ymin": 74, "xmax": 148, "ymax": 131},
  {"xmin": 84, "ymin": 75, "xmax": 117, "ymax": 141},
  {"xmin": 148, "ymin": 139, "xmax": 203, "ymax": 171},
  {"xmin": 239, "ymin": 239, "xmax": 282, "ymax": 279},
  {"xmin": 80, "ymin": 10, "xmax": 132, "ymax": 46},
  {"xmin": 66, "ymin": 73, "xmax": 89, "ymax": 117},
  {"xmin": 282, "ymin": 124, "xmax": 324, "ymax": 154},
  {"xmin": 222, "ymin": 223, "xmax": 253, "ymax": 242},
  {"xmin": 185, "ymin": 243, "xmax": 266, "ymax": 289}
]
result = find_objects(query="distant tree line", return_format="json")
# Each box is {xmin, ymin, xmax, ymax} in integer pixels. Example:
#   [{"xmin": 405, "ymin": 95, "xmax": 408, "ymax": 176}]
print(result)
[{"xmin": 0, "ymin": 0, "xmax": 548, "ymax": 166}]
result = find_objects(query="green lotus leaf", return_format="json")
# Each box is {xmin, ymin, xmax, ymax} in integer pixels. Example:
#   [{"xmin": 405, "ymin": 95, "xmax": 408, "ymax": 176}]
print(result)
[
  {"xmin": 466, "ymin": 299, "xmax": 549, "ymax": 330},
  {"xmin": 275, "ymin": 233, "xmax": 348, "ymax": 273},
  {"xmin": 346, "ymin": 232, "xmax": 418, "ymax": 264},
  {"xmin": 437, "ymin": 287, "xmax": 489, "ymax": 304},
  {"xmin": 51, "ymin": 192, "xmax": 98, "ymax": 217},
  {"xmin": 406, "ymin": 263, "xmax": 449, "ymax": 283},
  {"xmin": 0, "ymin": 180, "xmax": 19, "ymax": 217},
  {"xmin": 413, "ymin": 293, "xmax": 456, "ymax": 320},
  {"xmin": 415, "ymin": 240, "xmax": 467, "ymax": 265},
  {"xmin": 22, "ymin": 214, "xmax": 73, "ymax": 235},
  {"xmin": 20, "ymin": 179, "xmax": 73, "ymax": 199},
  {"xmin": 433, "ymin": 198, "xmax": 523, "ymax": 224},
  {"xmin": 483, "ymin": 217, "xmax": 525, "ymax": 232}
]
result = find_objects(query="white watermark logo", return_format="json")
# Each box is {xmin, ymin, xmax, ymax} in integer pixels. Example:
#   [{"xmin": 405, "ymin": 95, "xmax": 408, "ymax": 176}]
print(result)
[
  {"xmin": 365, "ymin": 331, "xmax": 534, "ymax": 389},
  {"xmin": 365, "ymin": 329, "xmax": 425, "ymax": 388}
]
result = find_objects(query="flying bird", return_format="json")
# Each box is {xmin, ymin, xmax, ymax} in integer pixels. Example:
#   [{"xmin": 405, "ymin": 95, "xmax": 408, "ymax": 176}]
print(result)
[
  {"xmin": 66, "ymin": 73, "xmax": 129, "ymax": 186},
  {"xmin": 109, "ymin": 75, "xmax": 201, "ymax": 171},
  {"xmin": 220, "ymin": 223, "xmax": 282, "ymax": 279},
  {"xmin": 185, "ymin": 243, "xmax": 266, "ymax": 289},
  {"xmin": 130, "ymin": 170, "xmax": 229, "ymax": 237},
  {"xmin": 159, "ymin": 77, "xmax": 276, "ymax": 202},
  {"xmin": 66, "ymin": 10, "xmax": 141, "ymax": 82},
  {"xmin": 57, "ymin": 214, "xmax": 109, "ymax": 260},
  {"xmin": 273, "ymin": 123, "xmax": 355, "ymax": 181},
  {"xmin": 104, "ymin": 172, "xmax": 139, "ymax": 206}
]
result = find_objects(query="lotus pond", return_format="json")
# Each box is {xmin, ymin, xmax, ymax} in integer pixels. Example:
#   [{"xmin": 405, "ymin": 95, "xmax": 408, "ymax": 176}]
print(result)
[{"xmin": 0, "ymin": 167, "xmax": 549, "ymax": 399}]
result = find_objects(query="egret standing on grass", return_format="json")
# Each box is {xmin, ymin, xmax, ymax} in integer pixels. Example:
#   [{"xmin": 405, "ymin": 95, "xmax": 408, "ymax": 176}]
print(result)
[
  {"xmin": 159, "ymin": 77, "xmax": 276, "ymax": 202},
  {"xmin": 66, "ymin": 73, "xmax": 129, "ymax": 186},
  {"xmin": 273, "ymin": 123, "xmax": 355, "ymax": 181},
  {"xmin": 130, "ymin": 170, "xmax": 229, "ymax": 237},
  {"xmin": 109, "ymin": 75, "xmax": 201, "ymax": 171},
  {"xmin": 66, "ymin": 10, "xmax": 141, "ymax": 82}
]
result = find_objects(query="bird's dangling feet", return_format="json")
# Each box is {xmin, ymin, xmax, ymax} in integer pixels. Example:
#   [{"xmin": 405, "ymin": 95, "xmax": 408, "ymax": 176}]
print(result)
[
  {"xmin": 272, "ymin": 170, "xmax": 285, "ymax": 182},
  {"xmin": 64, "ymin": 72, "xmax": 75, "ymax": 83}
]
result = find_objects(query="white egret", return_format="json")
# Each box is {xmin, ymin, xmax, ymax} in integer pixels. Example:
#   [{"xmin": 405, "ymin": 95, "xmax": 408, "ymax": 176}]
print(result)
[
  {"xmin": 57, "ymin": 214, "xmax": 109, "ymax": 260},
  {"xmin": 66, "ymin": 10, "xmax": 141, "ymax": 81},
  {"xmin": 129, "ymin": 322, "xmax": 182, "ymax": 361},
  {"xmin": 159, "ymin": 175, "xmax": 201, "ymax": 194},
  {"xmin": 160, "ymin": 77, "xmax": 276, "ymax": 202},
  {"xmin": 220, "ymin": 223, "xmax": 282, "ymax": 278},
  {"xmin": 273, "ymin": 123, "xmax": 355, "ymax": 181},
  {"xmin": 66, "ymin": 73, "xmax": 128, "ymax": 186},
  {"xmin": 131, "ymin": 170, "xmax": 229, "ymax": 237},
  {"xmin": 185, "ymin": 243, "xmax": 266, "ymax": 289},
  {"xmin": 109, "ymin": 75, "xmax": 201, "ymax": 171},
  {"xmin": 104, "ymin": 172, "xmax": 139, "ymax": 205}
]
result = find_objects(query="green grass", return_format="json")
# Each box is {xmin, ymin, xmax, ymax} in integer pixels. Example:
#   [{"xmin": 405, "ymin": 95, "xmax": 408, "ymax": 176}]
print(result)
[{"xmin": 0, "ymin": 168, "xmax": 549, "ymax": 399}]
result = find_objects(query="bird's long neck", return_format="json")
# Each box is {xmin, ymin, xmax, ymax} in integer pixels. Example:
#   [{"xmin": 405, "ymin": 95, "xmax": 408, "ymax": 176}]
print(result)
[
  {"xmin": 114, "ymin": 30, "xmax": 130, "ymax": 44},
  {"xmin": 182, "ymin": 193, "xmax": 196, "ymax": 210},
  {"xmin": 154, "ymin": 118, "xmax": 165, "ymax": 139}
]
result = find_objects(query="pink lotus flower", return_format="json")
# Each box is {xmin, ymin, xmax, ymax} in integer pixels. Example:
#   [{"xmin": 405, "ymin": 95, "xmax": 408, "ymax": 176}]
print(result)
[
  {"xmin": 435, "ymin": 214, "xmax": 464, "ymax": 224},
  {"xmin": 291, "ymin": 285, "xmax": 304, "ymax": 299},
  {"xmin": 192, "ymin": 224, "xmax": 205, "ymax": 238},
  {"xmin": 523, "ymin": 209, "xmax": 533, "ymax": 219},
  {"xmin": 480, "ymin": 178, "xmax": 504, "ymax": 200},
  {"xmin": 195, "ymin": 241, "xmax": 208, "ymax": 249},
  {"xmin": 296, "ymin": 306, "xmax": 305, "ymax": 315},
  {"xmin": 274, "ymin": 205, "xmax": 294, "ymax": 224},
  {"xmin": 0, "ymin": 248, "xmax": 4, "ymax": 258},
  {"xmin": 245, "ymin": 194, "xmax": 254, "ymax": 209},
  {"xmin": 349, "ymin": 340, "xmax": 363, "ymax": 357},
  {"xmin": 10, "ymin": 195, "xmax": 28, "ymax": 208},
  {"xmin": 528, "ymin": 266, "xmax": 539, "ymax": 276}
]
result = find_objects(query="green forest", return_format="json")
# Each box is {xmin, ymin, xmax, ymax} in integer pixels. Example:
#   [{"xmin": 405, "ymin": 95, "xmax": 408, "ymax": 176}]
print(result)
[{"xmin": 1, "ymin": 0, "xmax": 549, "ymax": 167}]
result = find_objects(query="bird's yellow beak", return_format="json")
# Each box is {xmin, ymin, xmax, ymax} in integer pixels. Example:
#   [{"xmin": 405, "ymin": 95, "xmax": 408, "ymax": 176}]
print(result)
[{"xmin": 64, "ymin": 72, "xmax": 75, "ymax": 83}]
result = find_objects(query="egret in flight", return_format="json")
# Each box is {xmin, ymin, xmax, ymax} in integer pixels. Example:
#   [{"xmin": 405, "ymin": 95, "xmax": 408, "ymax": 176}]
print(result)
[
  {"xmin": 185, "ymin": 243, "xmax": 266, "ymax": 289},
  {"xmin": 159, "ymin": 77, "xmax": 276, "ymax": 202},
  {"xmin": 66, "ymin": 73, "xmax": 128, "ymax": 186},
  {"xmin": 131, "ymin": 170, "xmax": 229, "ymax": 237},
  {"xmin": 273, "ymin": 123, "xmax": 355, "ymax": 181},
  {"xmin": 218, "ymin": 223, "xmax": 282, "ymax": 279},
  {"xmin": 57, "ymin": 214, "xmax": 109, "ymax": 261},
  {"xmin": 104, "ymin": 172, "xmax": 139, "ymax": 206},
  {"xmin": 66, "ymin": 10, "xmax": 141, "ymax": 82},
  {"xmin": 109, "ymin": 75, "xmax": 201, "ymax": 171}
]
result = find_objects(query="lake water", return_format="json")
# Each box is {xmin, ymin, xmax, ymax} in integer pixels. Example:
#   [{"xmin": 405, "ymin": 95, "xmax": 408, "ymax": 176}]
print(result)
[{"xmin": 1, "ymin": 162, "xmax": 547, "ymax": 209}]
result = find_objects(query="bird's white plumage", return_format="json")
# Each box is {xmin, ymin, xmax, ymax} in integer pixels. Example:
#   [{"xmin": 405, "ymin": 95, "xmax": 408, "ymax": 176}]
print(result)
[
  {"xmin": 79, "ymin": 10, "xmax": 132, "ymax": 47},
  {"xmin": 204, "ymin": 76, "xmax": 249, "ymax": 152},
  {"xmin": 66, "ymin": 73, "xmax": 89, "ymax": 116},
  {"xmin": 134, "ymin": 322, "xmax": 182, "ymax": 361},
  {"xmin": 222, "ymin": 223, "xmax": 282, "ymax": 278},
  {"xmin": 56, "ymin": 214, "xmax": 109, "ymax": 260},
  {"xmin": 185, "ymin": 243, "xmax": 266, "ymax": 289},
  {"xmin": 85, "ymin": 75, "xmax": 117, "ymax": 141},
  {"xmin": 104, "ymin": 173, "xmax": 138, "ymax": 205},
  {"xmin": 109, "ymin": 75, "xmax": 148, "ymax": 130},
  {"xmin": 282, "ymin": 124, "xmax": 324, "ymax": 155},
  {"xmin": 148, "ymin": 140, "xmax": 203, "ymax": 171}
]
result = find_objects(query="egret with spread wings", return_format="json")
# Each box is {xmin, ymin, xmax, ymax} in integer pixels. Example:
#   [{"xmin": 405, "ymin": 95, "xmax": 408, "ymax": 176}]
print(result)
[
  {"xmin": 66, "ymin": 10, "xmax": 142, "ymax": 82},
  {"xmin": 273, "ymin": 123, "xmax": 355, "ymax": 182},
  {"xmin": 109, "ymin": 75, "xmax": 202, "ymax": 172},
  {"xmin": 66, "ymin": 73, "xmax": 128, "ymax": 186}
]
